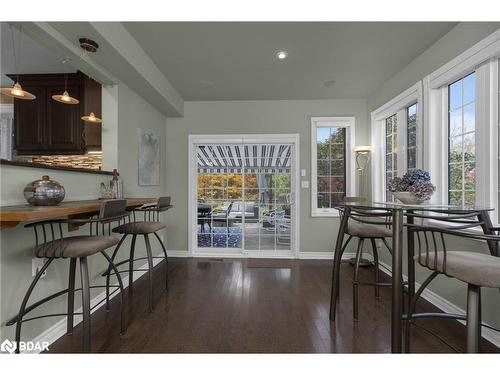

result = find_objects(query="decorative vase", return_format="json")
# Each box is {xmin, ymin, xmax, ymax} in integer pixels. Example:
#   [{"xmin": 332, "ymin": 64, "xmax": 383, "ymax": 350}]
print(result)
[
  {"xmin": 392, "ymin": 191, "xmax": 428, "ymax": 205},
  {"xmin": 24, "ymin": 175, "xmax": 65, "ymax": 206}
]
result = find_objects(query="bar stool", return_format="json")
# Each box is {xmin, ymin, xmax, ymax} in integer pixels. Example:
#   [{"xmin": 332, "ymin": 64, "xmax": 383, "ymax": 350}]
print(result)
[
  {"xmin": 6, "ymin": 199, "xmax": 130, "ymax": 353},
  {"xmin": 338, "ymin": 197, "xmax": 393, "ymax": 320},
  {"xmin": 405, "ymin": 210, "xmax": 500, "ymax": 353},
  {"xmin": 105, "ymin": 197, "xmax": 172, "ymax": 312}
]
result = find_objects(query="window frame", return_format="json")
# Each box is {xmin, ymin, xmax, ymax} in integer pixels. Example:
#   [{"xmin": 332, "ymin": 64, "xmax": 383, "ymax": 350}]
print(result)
[
  {"xmin": 424, "ymin": 51, "xmax": 499, "ymax": 225},
  {"xmin": 310, "ymin": 116, "xmax": 355, "ymax": 217},
  {"xmin": 371, "ymin": 82, "xmax": 423, "ymax": 203}
]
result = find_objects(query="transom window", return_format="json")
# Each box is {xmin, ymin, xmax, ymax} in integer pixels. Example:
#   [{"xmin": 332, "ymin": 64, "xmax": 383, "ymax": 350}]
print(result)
[
  {"xmin": 448, "ymin": 72, "xmax": 476, "ymax": 206},
  {"xmin": 311, "ymin": 117, "xmax": 355, "ymax": 216}
]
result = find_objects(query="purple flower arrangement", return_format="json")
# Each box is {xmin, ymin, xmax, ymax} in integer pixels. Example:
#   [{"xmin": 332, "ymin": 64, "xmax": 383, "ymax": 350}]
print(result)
[{"xmin": 388, "ymin": 169, "xmax": 435, "ymax": 201}]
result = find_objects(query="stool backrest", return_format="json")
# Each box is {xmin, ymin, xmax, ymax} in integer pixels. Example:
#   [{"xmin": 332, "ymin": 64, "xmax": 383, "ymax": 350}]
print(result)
[
  {"xmin": 406, "ymin": 210, "xmax": 499, "ymax": 273},
  {"xmin": 99, "ymin": 199, "xmax": 128, "ymax": 220}
]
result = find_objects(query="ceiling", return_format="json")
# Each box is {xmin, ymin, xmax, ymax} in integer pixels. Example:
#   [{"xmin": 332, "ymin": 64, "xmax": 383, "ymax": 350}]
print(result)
[
  {"xmin": 0, "ymin": 23, "xmax": 75, "ymax": 87},
  {"xmin": 123, "ymin": 22, "xmax": 457, "ymax": 101}
]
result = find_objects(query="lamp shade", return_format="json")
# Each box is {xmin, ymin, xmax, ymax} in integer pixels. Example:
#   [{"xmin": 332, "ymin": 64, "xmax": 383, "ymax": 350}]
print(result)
[
  {"xmin": 81, "ymin": 112, "xmax": 102, "ymax": 123},
  {"xmin": 353, "ymin": 145, "xmax": 373, "ymax": 153},
  {"xmin": 0, "ymin": 82, "xmax": 36, "ymax": 100},
  {"xmin": 52, "ymin": 90, "xmax": 79, "ymax": 104}
]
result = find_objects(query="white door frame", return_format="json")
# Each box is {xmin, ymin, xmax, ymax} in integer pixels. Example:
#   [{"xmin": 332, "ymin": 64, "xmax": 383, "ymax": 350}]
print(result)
[{"xmin": 188, "ymin": 133, "xmax": 301, "ymax": 258}]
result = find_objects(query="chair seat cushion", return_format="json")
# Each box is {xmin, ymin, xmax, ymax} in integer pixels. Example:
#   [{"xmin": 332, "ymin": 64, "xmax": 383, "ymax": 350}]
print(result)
[
  {"xmin": 415, "ymin": 251, "xmax": 500, "ymax": 288},
  {"xmin": 112, "ymin": 221, "xmax": 166, "ymax": 234},
  {"xmin": 32, "ymin": 236, "xmax": 119, "ymax": 258},
  {"xmin": 347, "ymin": 222, "xmax": 392, "ymax": 238}
]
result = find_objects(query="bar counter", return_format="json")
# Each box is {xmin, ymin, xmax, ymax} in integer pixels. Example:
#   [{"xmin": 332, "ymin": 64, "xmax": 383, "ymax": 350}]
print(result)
[{"xmin": 0, "ymin": 198, "xmax": 157, "ymax": 230}]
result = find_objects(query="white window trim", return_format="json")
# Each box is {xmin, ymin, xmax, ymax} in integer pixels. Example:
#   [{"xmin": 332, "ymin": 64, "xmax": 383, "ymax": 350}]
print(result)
[
  {"xmin": 424, "ymin": 30, "xmax": 500, "ymax": 224},
  {"xmin": 371, "ymin": 82, "xmax": 423, "ymax": 203},
  {"xmin": 187, "ymin": 133, "xmax": 301, "ymax": 257},
  {"xmin": 310, "ymin": 116, "xmax": 355, "ymax": 217}
]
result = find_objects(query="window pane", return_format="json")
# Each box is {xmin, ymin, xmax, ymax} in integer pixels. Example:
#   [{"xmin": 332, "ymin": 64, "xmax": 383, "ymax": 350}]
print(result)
[
  {"xmin": 463, "ymin": 103, "xmax": 475, "ymax": 133},
  {"xmin": 449, "ymin": 109, "xmax": 462, "ymax": 137},
  {"xmin": 317, "ymin": 127, "xmax": 330, "ymax": 143},
  {"xmin": 449, "ymin": 79, "xmax": 462, "ymax": 110},
  {"xmin": 406, "ymin": 103, "xmax": 417, "ymax": 169},
  {"xmin": 385, "ymin": 114, "xmax": 398, "ymax": 201},
  {"xmin": 448, "ymin": 72, "xmax": 476, "ymax": 206},
  {"xmin": 463, "ymin": 73, "xmax": 475, "ymax": 104}
]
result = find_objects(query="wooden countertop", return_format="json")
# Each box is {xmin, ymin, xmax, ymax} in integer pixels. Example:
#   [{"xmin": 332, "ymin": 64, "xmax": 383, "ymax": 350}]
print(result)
[{"xmin": 0, "ymin": 198, "xmax": 157, "ymax": 230}]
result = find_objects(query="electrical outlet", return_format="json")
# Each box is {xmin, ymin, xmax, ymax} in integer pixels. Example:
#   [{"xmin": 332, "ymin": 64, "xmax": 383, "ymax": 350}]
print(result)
[{"xmin": 32, "ymin": 258, "xmax": 47, "ymax": 278}]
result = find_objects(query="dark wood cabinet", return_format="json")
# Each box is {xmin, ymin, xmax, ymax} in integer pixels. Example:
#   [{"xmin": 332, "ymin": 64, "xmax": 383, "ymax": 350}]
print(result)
[
  {"xmin": 8, "ymin": 72, "xmax": 101, "ymax": 155},
  {"xmin": 14, "ymin": 86, "xmax": 45, "ymax": 153}
]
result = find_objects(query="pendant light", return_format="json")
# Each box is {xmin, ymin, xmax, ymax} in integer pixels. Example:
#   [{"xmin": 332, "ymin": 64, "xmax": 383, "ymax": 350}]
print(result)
[
  {"xmin": 0, "ymin": 24, "xmax": 36, "ymax": 100},
  {"xmin": 81, "ymin": 112, "xmax": 102, "ymax": 123},
  {"xmin": 77, "ymin": 38, "xmax": 102, "ymax": 124},
  {"xmin": 52, "ymin": 74, "xmax": 79, "ymax": 104}
]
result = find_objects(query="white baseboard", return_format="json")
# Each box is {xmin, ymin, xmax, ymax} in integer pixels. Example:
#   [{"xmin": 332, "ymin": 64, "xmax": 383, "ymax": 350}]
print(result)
[
  {"xmin": 376, "ymin": 259, "xmax": 500, "ymax": 349},
  {"xmin": 167, "ymin": 250, "xmax": 190, "ymax": 257},
  {"xmin": 25, "ymin": 257, "xmax": 163, "ymax": 354}
]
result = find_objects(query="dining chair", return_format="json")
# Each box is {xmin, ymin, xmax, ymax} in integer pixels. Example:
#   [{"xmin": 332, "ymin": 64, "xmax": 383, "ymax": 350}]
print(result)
[
  {"xmin": 404, "ymin": 210, "xmax": 500, "ymax": 353},
  {"xmin": 338, "ymin": 197, "xmax": 393, "ymax": 320},
  {"xmin": 6, "ymin": 199, "xmax": 130, "ymax": 353}
]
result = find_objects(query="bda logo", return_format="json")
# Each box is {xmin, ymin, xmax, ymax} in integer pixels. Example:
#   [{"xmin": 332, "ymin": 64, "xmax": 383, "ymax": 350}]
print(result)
[{"xmin": 0, "ymin": 339, "xmax": 16, "ymax": 354}]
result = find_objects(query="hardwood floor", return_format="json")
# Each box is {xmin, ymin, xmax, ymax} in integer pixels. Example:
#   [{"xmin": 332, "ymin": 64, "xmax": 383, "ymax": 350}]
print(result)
[{"xmin": 48, "ymin": 257, "xmax": 499, "ymax": 353}]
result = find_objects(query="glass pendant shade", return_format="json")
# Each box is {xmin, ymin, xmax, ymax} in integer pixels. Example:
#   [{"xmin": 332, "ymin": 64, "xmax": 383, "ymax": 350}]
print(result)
[
  {"xmin": 0, "ymin": 82, "xmax": 36, "ymax": 100},
  {"xmin": 81, "ymin": 112, "xmax": 102, "ymax": 123},
  {"xmin": 52, "ymin": 90, "xmax": 79, "ymax": 104}
]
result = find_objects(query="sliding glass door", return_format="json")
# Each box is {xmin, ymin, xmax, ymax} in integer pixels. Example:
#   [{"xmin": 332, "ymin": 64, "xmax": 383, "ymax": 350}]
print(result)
[{"xmin": 193, "ymin": 137, "xmax": 297, "ymax": 257}]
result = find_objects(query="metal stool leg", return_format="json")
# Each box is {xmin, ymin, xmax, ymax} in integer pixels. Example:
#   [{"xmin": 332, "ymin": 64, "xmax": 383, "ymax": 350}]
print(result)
[
  {"xmin": 128, "ymin": 235, "xmax": 137, "ymax": 291},
  {"xmin": 153, "ymin": 231, "xmax": 168, "ymax": 290},
  {"xmin": 352, "ymin": 238, "xmax": 365, "ymax": 321},
  {"xmin": 106, "ymin": 234, "xmax": 127, "ymax": 310},
  {"xmin": 67, "ymin": 258, "xmax": 77, "ymax": 334},
  {"xmin": 371, "ymin": 238, "xmax": 380, "ymax": 298},
  {"xmin": 79, "ymin": 257, "xmax": 91, "ymax": 353},
  {"xmin": 466, "ymin": 284, "xmax": 481, "ymax": 353},
  {"xmin": 404, "ymin": 271, "xmax": 439, "ymax": 353},
  {"xmin": 144, "ymin": 234, "xmax": 155, "ymax": 312},
  {"xmin": 14, "ymin": 258, "xmax": 54, "ymax": 353},
  {"xmin": 101, "ymin": 251, "xmax": 127, "ymax": 334}
]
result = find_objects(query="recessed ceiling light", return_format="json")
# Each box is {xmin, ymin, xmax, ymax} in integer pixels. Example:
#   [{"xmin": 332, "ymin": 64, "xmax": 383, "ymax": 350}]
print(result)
[
  {"xmin": 276, "ymin": 51, "xmax": 288, "ymax": 60},
  {"xmin": 199, "ymin": 80, "xmax": 215, "ymax": 88},
  {"xmin": 323, "ymin": 79, "xmax": 336, "ymax": 87}
]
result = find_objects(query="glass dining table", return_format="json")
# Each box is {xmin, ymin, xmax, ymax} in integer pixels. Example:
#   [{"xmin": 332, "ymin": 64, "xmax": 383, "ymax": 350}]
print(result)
[{"xmin": 328, "ymin": 201, "xmax": 496, "ymax": 353}]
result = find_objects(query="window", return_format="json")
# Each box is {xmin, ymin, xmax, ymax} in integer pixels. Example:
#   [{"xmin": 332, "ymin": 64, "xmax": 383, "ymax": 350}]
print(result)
[
  {"xmin": 385, "ymin": 114, "xmax": 398, "ymax": 200},
  {"xmin": 448, "ymin": 72, "xmax": 476, "ymax": 206},
  {"xmin": 311, "ymin": 117, "xmax": 355, "ymax": 216},
  {"xmin": 371, "ymin": 82, "xmax": 422, "ymax": 203},
  {"xmin": 407, "ymin": 103, "xmax": 418, "ymax": 169}
]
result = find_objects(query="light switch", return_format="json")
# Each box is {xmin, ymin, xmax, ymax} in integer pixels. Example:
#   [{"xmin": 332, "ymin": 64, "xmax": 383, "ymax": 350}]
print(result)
[
  {"xmin": 301, "ymin": 169, "xmax": 307, "ymax": 177},
  {"xmin": 301, "ymin": 180, "xmax": 309, "ymax": 189}
]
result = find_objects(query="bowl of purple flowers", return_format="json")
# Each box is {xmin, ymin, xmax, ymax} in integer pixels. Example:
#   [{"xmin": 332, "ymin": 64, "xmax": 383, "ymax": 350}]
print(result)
[{"xmin": 387, "ymin": 169, "xmax": 436, "ymax": 204}]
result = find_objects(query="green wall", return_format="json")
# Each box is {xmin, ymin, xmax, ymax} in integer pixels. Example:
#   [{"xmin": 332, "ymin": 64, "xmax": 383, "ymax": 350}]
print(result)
[
  {"xmin": 0, "ymin": 82, "xmax": 168, "ymax": 343},
  {"xmin": 165, "ymin": 99, "xmax": 369, "ymax": 253}
]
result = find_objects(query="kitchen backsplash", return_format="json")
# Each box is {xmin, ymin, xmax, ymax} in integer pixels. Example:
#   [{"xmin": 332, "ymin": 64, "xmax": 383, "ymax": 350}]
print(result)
[{"xmin": 19, "ymin": 153, "xmax": 102, "ymax": 170}]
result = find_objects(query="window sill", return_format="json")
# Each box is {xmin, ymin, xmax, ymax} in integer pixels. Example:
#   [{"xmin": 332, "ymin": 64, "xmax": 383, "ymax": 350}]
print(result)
[{"xmin": 311, "ymin": 210, "xmax": 340, "ymax": 218}]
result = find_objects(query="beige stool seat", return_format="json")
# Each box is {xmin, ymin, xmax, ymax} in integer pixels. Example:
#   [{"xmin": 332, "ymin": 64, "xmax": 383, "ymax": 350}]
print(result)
[
  {"xmin": 415, "ymin": 251, "xmax": 500, "ymax": 288},
  {"xmin": 112, "ymin": 221, "xmax": 166, "ymax": 235},
  {"xmin": 32, "ymin": 236, "xmax": 119, "ymax": 258},
  {"xmin": 347, "ymin": 222, "xmax": 392, "ymax": 238}
]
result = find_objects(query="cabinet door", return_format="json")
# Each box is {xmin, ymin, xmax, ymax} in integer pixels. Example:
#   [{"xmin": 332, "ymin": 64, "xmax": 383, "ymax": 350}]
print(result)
[
  {"xmin": 14, "ymin": 86, "xmax": 46, "ymax": 154},
  {"xmin": 45, "ymin": 85, "xmax": 84, "ymax": 154}
]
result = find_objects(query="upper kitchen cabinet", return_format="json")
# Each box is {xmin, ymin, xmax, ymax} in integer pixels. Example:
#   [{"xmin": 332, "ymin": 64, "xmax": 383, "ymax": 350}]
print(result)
[{"xmin": 8, "ymin": 72, "xmax": 102, "ymax": 155}]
